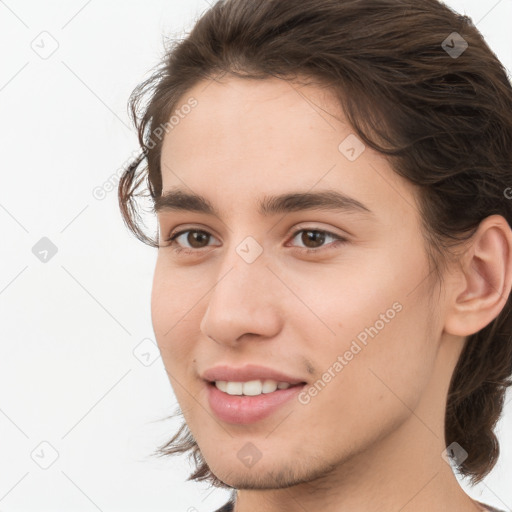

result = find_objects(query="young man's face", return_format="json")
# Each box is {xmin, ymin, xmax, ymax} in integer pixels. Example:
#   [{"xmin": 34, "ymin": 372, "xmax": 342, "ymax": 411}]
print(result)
[{"xmin": 151, "ymin": 76, "xmax": 461, "ymax": 490}]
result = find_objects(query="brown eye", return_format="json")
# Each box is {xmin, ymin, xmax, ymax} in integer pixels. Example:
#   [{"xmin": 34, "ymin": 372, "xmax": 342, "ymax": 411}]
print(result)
[
  {"xmin": 300, "ymin": 230, "xmax": 326, "ymax": 248},
  {"xmin": 185, "ymin": 230, "xmax": 210, "ymax": 248},
  {"xmin": 289, "ymin": 228, "xmax": 346, "ymax": 252},
  {"xmin": 165, "ymin": 229, "xmax": 217, "ymax": 251}
]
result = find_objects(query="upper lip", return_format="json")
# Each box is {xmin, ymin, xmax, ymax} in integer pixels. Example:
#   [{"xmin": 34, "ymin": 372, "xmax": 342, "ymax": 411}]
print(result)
[{"xmin": 201, "ymin": 364, "xmax": 307, "ymax": 385}]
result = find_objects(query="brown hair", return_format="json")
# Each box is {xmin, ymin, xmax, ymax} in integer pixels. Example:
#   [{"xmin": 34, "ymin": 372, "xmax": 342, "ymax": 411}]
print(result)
[{"xmin": 118, "ymin": 0, "xmax": 512, "ymax": 487}]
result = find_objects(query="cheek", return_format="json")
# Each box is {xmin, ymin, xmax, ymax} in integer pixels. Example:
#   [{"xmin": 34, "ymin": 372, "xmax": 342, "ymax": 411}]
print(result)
[
  {"xmin": 150, "ymin": 260, "xmax": 198, "ymax": 364},
  {"xmin": 151, "ymin": 257, "xmax": 203, "ymax": 329},
  {"xmin": 296, "ymin": 307, "xmax": 436, "ymax": 449},
  {"xmin": 150, "ymin": 275, "xmax": 202, "ymax": 414},
  {"xmin": 289, "ymin": 246, "xmax": 437, "ymax": 413}
]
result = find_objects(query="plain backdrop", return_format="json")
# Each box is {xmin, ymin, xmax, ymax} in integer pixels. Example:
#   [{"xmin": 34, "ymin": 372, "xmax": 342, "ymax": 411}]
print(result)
[{"xmin": 0, "ymin": 1, "xmax": 511, "ymax": 511}]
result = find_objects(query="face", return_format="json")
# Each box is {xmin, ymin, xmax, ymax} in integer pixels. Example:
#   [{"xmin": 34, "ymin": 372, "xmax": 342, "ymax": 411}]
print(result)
[{"xmin": 151, "ymin": 76, "xmax": 445, "ymax": 488}]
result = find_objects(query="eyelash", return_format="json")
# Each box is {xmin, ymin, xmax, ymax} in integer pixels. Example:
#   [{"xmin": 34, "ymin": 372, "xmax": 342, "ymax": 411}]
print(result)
[{"xmin": 162, "ymin": 227, "xmax": 347, "ymax": 255}]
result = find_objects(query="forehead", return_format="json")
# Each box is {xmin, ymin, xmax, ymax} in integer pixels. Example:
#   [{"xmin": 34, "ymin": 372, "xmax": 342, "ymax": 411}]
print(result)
[
  {"xmin": 161, "ymin": 75, "xmax": 349, "ymax": 176},
  {"xmin": 158, "ymin": 76, "xmax": 417, "ymax": 224}
]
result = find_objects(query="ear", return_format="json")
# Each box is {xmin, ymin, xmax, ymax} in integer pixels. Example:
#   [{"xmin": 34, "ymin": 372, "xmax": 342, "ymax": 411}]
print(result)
[{"xmin": 443, "ymin": 214, "xmax": 512, "ymax": 337}]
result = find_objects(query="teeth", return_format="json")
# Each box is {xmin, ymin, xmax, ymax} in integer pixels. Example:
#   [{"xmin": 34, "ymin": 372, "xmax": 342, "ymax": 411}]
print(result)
[
  {"xmin": 214, "ymin": 379, "xmax": 294, "ymax": 396},
  {"xmin": 225, "ymin": 382, "xmax": 243, "ymax": 395},
  {"xmin": 215, "ymin": 380, "xmax": 228, "ymax": 392}
]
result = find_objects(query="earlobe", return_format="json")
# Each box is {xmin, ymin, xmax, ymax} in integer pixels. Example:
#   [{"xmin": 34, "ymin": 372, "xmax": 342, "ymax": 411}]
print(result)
[{"xmin": 443, "ymin": 214, "xmax": 512, "ymax": 337}]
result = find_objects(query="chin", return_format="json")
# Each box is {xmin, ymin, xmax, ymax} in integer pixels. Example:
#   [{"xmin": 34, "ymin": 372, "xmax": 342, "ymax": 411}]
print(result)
[{"xmin": 204, "ymin": 451, "xmax": 316, "ymax": 490}]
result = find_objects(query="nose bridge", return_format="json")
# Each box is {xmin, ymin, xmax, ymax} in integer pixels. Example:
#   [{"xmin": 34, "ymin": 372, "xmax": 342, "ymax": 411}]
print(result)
[{"xmin": 200, "ymin": 238, "xmax": 282, "ymax": 344}]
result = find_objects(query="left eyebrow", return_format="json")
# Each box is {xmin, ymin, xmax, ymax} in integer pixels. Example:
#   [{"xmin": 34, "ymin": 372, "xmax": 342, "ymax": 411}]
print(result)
[{"xmin": 153, "ymin": 188, "xmax": 375, "ymax": 218}]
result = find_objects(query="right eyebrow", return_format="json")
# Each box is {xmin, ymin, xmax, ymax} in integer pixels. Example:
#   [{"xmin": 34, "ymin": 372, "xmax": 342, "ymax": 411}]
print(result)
[{"xmin": 153, "ymin": 188, "xmax": 375, "ymax": 218}]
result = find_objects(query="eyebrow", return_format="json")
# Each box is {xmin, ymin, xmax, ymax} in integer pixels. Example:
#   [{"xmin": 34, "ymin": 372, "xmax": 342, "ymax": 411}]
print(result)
[{"xmin": 153, "ymin": 188, "xmax": 374, "ymax": 218}]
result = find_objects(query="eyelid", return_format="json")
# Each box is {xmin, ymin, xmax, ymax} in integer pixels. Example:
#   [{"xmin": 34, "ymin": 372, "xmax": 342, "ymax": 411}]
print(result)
[
  {"xmin": 285, "ymin": 222, "xmax": 348, "ymax": 242},
  {"xmin": 162, "ymin": 223, "xmax": 348, "ymax": 252},
  {"xmin": 170, "ymin": 228, "xmax": 221, "ymax": 247},
  {"xmin": 162, "ymin": 223, "xmax": 220, "ymax": 242},
  {"xmin": 285, "ymin": 226, "xmax": 348, "ymax": 252}
]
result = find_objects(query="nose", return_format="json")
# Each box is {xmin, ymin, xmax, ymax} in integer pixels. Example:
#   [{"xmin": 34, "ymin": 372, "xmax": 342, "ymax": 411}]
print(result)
[{"xmin": 199, "ymin": 246, "xmax": 283, "ymax": 347}]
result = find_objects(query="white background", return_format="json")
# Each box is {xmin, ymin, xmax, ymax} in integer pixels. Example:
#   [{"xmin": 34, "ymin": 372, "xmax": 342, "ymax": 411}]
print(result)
[{"xmin": 0, "ymin": 1, "xmax": 511, "ymax": 511}]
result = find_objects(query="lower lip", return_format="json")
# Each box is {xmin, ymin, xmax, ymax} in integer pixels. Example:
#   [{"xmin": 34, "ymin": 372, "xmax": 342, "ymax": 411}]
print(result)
[{"xmin": 206, "ymin": 382, "xmax": 306, "ymax": 424}]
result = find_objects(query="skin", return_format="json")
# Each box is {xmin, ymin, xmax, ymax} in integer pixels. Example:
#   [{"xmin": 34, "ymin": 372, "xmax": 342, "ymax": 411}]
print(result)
[{"xmin": 151, "ymin": 75, "xmax": 512, "ymax": 512}]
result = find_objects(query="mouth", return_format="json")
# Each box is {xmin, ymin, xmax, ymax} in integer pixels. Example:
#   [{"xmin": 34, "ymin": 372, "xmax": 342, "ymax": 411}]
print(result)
[
  {"xmin": 207, "ymin": 378, "xmax": 306, "ymax": 396},
  {"xmin": 205, "ymin": 379, "xmax": 308, "ymax": 424}
]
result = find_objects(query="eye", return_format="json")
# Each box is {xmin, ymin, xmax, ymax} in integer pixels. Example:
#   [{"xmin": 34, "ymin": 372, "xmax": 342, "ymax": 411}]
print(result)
[
  {"xmin": 287, "ymin": 227, "xmax": 347, "ymax": 253},
  {"xmin": 162, "ymin": 226, "xmax": 347, "ymax": 255},
  {"xmin": 163, "ymin": 229, "xmax": 218, "ymax": 254}
]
